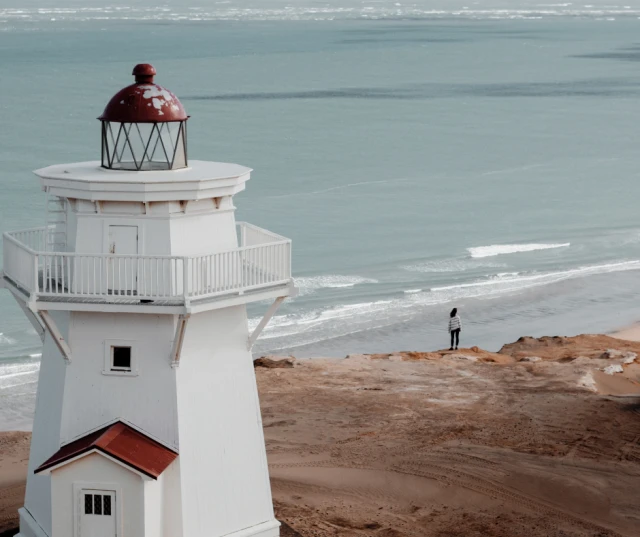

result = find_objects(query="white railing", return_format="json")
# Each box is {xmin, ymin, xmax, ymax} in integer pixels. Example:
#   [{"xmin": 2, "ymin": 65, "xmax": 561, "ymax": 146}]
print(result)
[{"xmin": 2, "ymin": 223, "xmax": 291, "ymax": 304}]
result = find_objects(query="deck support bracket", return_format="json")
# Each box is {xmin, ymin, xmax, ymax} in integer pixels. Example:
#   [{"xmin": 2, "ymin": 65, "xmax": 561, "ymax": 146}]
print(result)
[
  {"xmin": 247, "ymin": 296, "xmax": 286, "ymax": 351},
  {"xmin": 8, "ymin": 289, "xmax": 46, "ymax": 342},
  {"xmin": 170, "ymin": 314, "xmax": 190, "ymax": 368},
  {"xmin": 38, "ymin": 310, "xmax": 72, "ymax": 363}
]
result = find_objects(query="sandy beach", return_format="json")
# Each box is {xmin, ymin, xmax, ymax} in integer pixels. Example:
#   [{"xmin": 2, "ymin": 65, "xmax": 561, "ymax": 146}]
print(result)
[
  {"xmin": 612, "ymin": 323, "xmax": 640, "ymax": 343},
  {"xmin": 1, "ymin": 333, "xmax": 639, "ymax": 536}
]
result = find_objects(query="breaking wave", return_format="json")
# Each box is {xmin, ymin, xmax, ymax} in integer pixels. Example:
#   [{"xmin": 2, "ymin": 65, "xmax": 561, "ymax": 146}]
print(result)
[
  {"xmin": 468, "ymin": 242, "xmax": 570, "ymax": 258},
  {"xmin": 431, "ymin": 260, "xmax": 640, "ymax": 292},
  {"xmin": 295, "ymin": 275, "xmax": 378, "ymax": 296}
]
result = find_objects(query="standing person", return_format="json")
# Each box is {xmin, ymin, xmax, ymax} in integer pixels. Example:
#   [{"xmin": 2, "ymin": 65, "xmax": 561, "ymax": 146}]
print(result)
[{"xmin": 448, "ymin": 308, "xmax": 461, "ymax": 350}]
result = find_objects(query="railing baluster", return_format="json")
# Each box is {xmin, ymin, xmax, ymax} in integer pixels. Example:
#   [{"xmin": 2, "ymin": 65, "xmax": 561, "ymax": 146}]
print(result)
[
  {"xmin": 194, "ymin": 257, "xmax": 198, "ymax": 296},
  {"xmin": 66, "ymin": 256, "xmax": 71, "ymax": 295},
  {"xmin": 156, "ymin": 258, "xmax": 160, "ymax": 298},
  {"xmin": 217, "ymin": 253, "xmax": 221, "ymax": 292},
  {"xmin": 106, "ymin": 256, "xmax": 110, "ymax": 296},
  {"xmin": 183, "ymin": 257, "xmax": 189, "ymax": 300},
  {"xmin": 171, "ymin": 259, "xmax": 176, "ymax": 297},
  {"xmin": 162, "ymin": 259, "xmax": 166, "ymax": 297},
  {"xmin": 257, "ymin": 247, "xmax": 261, "ymax": 285},
  {"xmin": 33, "ymin": 254, "xmax": 39, "ymax": 297},
  {"xmin": 265, "ymin": 245, "xmax": 269, "ymax": 283},
  {"xmin": 54, "ymin": 255, "xmax": 59, "ymax": 294},
  {"xmin": 227, "ymin": 252, "xmax": 231, "ymax": 291},
  {"xmin": 201, "ymin": 256, "xmax": 204, "ymax": 295}
]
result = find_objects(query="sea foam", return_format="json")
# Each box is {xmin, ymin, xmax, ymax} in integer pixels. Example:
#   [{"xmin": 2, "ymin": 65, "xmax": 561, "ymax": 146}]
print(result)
[
  {"xmin": 431, "ymin": 260, "xmax": 640, "ymax": 293},
  {"xmin": 402, "ymin": 259, "xmax": 506, "ymax": 273},
  {"xmin": 468, "ymin": 243, "xmax": 570, "ymax": 258},
  {"xmin": 295, "ymin": 275, "xmax": 378, "ymax": 296},
  {"xmin": 2, "ymin": 4, "xmax": 640, "ymax": 24}
]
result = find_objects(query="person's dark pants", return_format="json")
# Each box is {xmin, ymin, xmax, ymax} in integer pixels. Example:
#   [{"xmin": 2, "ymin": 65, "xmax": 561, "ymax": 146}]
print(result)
[{"xmin": 450, "ymin": 329, "xmax": 460, "ymax": 348}]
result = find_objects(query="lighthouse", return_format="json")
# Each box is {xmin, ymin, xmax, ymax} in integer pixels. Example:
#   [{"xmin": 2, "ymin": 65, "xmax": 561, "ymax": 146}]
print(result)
[{"xmin": 1, "ymin": 64, "xmax": 295, "ymax": 537}]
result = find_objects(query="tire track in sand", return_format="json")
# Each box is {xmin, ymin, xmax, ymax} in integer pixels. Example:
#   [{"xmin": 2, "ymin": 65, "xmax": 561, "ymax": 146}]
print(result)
[{"xmin": 269, "ymin": 457, "xmax": 628, "ymax": 537}]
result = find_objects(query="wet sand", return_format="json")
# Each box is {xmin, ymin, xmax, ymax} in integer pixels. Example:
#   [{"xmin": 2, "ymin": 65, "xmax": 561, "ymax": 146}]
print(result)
[
  {"xmin": 1, "ymin": 335, "xmax": 639, "ymax": 536},
  {"xmin": 612, "ymin": 323, "xmax": 640, "ymax": 343}
]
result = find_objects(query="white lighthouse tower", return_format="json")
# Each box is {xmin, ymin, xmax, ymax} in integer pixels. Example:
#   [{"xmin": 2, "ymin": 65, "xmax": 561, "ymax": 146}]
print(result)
[{"xmin": 1, "ymin": 64, "xmax": 295, "ymax": 537}]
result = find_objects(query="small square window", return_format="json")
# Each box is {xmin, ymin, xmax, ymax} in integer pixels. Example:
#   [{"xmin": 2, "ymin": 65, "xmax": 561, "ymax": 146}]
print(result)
[
  {"xmin": 84, "ymin": 494, "xmax": 93, "ymax": 514},
  {"xmin": 112, "ymin": 346, "xmax": 131, "ymax": 371},
  {"xmin": 103, "ymin": 340, "xmax": 137, "ymax": 376}
]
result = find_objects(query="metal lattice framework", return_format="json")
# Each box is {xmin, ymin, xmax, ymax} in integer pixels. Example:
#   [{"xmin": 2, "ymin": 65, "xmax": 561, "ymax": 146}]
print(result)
[{"xmin": 101, "ymin": 120, "xmax": 187, "ymax": 171}]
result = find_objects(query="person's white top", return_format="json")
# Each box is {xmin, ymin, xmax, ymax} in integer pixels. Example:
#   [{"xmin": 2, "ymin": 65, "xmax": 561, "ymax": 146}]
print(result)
[{"xmin": 448, "ymin": 315, "xmax": 461, "ymax": 332}]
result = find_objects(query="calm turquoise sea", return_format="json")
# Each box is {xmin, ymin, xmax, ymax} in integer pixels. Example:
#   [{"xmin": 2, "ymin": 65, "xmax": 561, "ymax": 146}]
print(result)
[{"xmin": 3, "ymin": 1, "xmax": 640, "ymax": 427}]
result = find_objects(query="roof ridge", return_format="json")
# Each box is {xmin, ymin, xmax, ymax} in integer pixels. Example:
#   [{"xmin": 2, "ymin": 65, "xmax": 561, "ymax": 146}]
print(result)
[
  {"xmin": 35, "ymin": 420, "xmax": 178, "ymax": 479},
  {"xmin": 96, "ymin": 421, "xmax": 126, "ymax": 449}
]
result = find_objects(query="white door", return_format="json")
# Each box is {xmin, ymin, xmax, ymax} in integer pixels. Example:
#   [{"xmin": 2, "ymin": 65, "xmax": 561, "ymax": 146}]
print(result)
[
  {"xmin": 108, "ymin": 225, "xmax": 138, "ymax": 295},
  {"xmin": 80, "ymin": 490, "xmax": 116, "ymax": 537}
]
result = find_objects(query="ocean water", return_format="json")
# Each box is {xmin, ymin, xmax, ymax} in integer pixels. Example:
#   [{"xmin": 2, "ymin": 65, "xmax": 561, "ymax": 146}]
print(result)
[{"xmin": 3, "ymin": 1, "xmax": 640, "ymax": 428}]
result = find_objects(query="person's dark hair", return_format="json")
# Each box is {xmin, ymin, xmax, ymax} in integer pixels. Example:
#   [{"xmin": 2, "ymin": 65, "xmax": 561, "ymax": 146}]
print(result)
[{"xmin": 450, "ymin": 308, "xmax": 457, "ymax": 318}]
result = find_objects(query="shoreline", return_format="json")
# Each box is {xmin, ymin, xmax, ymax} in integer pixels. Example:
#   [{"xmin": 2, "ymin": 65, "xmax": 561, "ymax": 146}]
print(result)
[
  {"xmin": 610, "ymin": 322, "xmax": 640, "ymax": 342},
  {"xmin": 3, "ymin": 321, "xmax": 640, "ymax": 434}
]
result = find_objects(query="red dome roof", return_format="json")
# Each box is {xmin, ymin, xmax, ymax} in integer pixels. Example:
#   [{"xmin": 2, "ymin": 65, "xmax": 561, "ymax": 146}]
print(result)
[{"xmin": 99, "ymin": 64, "xmax": 188, "ymax": 123}]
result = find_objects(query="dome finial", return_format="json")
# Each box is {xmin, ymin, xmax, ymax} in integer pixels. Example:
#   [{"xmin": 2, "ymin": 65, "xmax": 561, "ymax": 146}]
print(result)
[
  {"xmin": 132, "ymin": 63, "xmax": 156, "ymax": 84},
  {"xmin": 99, "ymin": 64, "xmax": 188, "ymax": 171}
]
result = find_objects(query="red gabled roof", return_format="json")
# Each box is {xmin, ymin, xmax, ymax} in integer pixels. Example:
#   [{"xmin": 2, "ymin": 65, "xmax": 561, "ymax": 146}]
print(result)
[{"xmin": 35, "ymin": 422, "xmax": 178, "ymax": 479}]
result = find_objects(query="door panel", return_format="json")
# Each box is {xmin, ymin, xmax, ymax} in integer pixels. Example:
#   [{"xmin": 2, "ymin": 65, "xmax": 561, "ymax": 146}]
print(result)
[
  {"xmin": 108, "ymin": 225, "xmax": 138, "ymax": 295},
  {"xmin": 80, "ymin": 490, "xmax": 116, "ymax": 537}
]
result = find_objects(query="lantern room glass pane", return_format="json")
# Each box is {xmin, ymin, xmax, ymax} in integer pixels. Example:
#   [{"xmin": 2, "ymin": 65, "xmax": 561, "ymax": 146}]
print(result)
[{"xmin": 101, "ymin": 120, "xmax": 187, "ymax": 171}]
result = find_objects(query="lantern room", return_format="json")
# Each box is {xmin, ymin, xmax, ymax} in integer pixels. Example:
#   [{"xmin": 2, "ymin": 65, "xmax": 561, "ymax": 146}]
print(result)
[{"xmin": 99, "ymin": 64, "xmax": 188, "ymax": 171}]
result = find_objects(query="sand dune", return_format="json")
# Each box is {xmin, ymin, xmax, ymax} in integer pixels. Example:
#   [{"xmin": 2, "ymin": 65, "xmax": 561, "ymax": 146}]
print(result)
[{"xmin": 1, "ymin": 335, "xmax": 639, "ymax": 536}]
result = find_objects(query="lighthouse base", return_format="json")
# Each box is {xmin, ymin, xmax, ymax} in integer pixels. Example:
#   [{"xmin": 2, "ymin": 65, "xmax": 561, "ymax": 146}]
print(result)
[
  {"xmin": 224, "ymin": 519, "xmax": 280, "ymax": 537},
  {"xmin": 15, "ymin": 508, "xmax": 280, "ymax": 537},
  {"xmin": 17, "ymin": 507, "xmax": 49, "ymax": 537}
]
